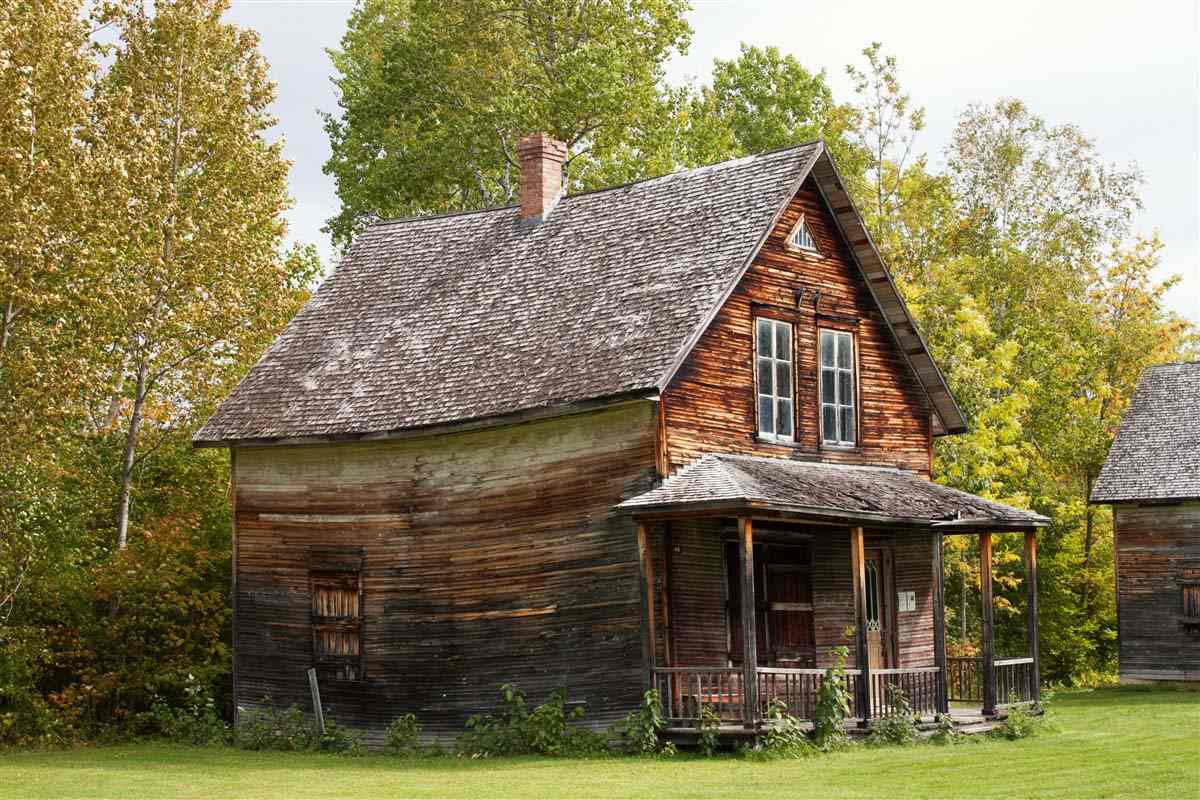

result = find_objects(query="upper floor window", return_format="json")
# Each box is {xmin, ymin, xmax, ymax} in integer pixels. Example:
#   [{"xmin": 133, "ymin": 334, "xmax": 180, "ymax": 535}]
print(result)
[
  {"xmin": 819, "ymin": 329, "xmax": 856, "ymax": 446},
  {"xmin": 789, "ymin": 215, "xmax": 818, "ymax": 252},
  {"xmin": 756, "ymin": 317, "xmax": 794, "ymax": 443}
]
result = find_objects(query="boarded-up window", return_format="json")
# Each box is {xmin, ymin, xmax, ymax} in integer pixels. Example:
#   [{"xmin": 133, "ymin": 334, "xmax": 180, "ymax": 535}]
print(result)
[
  {"xmin": 1184, "ymin": 585, "xmax": 1200, "ymax": 618},
  {"xmin": 310, "ymin": 549, "xmax": 364, "ymax": 681}
]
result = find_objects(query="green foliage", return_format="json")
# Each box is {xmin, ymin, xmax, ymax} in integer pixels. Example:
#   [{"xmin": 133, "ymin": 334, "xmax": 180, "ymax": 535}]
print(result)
[
  {"xmin": 992, "ymin": 705, "xmax": 1044, "ymax": 741},
  {"xmin": 695, "ymin": 705, "xmax": 721, "ymax": 757},
  {"xmin": 149, "ymin": 674, "xmax": 229, "ymax": 745},
  {"xmin": 234, "ymin": 699, "xmax": 364, "ymax": 755},
  {"xmin": 385, "ymin": 713, "xmax": 422, "ymax": 755},
  {"xmin": 930, "ymin": 713, "xmax": 961, "ymax": 746},
  {"xmin": 458, "ymin": 684, "xmax": 607, "ymax": 758},
  {"xmin": 754, "ymin": 698, "xmax": 815, "ymax": 759},
  {"xmin": 867, "ymin": 685, "xmax": 918, "ymax": 747},
  {"xmin": 812, "ymin": 647, "xmax": 852, "ymax": 751},
  {"xmin": 615, "ymin": 689, "xmax": 674, "ymax": 757}
]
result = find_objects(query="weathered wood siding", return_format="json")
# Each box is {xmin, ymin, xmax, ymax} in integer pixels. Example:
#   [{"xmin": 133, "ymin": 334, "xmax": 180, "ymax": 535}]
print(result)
[
  {"xmin": 662, "ymin": 178, "xmax": 932, "ymax": 474},
  {"xmin": 232, "ymin": 402, "xmax": 659, "ymax": 743},
  {"xmin": 656, "ymin": 522, "xmax": 934, "ymax": 669},
  {"xmin": 1113, "ymin": 501, "xmax": 1200, "ymax": 682}
]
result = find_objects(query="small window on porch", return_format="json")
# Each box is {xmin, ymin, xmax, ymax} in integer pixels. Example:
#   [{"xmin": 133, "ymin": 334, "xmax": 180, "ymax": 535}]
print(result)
[
  {"xmin": 756, "ymin": 318, "xmax": 794, "ymax": 443},
  {"xmin": 819, "ymin": 329, "xmax": 856, "ymax": 446}
]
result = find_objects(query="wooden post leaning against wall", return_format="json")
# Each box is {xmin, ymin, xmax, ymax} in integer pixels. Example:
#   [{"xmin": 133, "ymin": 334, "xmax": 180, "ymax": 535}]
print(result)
[
  {"xmin": 979, "ymin": 531, "xmax": 997, "ymax": 717},
  {"xmin": 1024, "ymin": 529, "xmax": 1041, "ymax": 705},
  {"xmin": 738, "ymin": 517, "xmax": 759, "ymax": 730},
  {"xmin": 849, "ymin": 526, "xmax": 871, "ymax": 725},
  {"xmin": 931, "ymin": 530, "xmax": 949, "ymax": 714},
  {"xmin": 636, "ymin": 522, "xmax": 657, "ymax": 692}
]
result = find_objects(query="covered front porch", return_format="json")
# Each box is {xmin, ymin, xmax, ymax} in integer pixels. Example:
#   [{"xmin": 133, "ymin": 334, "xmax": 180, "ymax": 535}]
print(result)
[{"xmin": 620, "ymin": 454, "xmax": 1048, "ymax": 734}]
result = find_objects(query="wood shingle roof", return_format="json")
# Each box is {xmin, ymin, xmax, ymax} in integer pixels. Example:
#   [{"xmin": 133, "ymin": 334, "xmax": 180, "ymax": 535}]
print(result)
[
  {"xmin": 195, "ymin": 141, "xmax": 964, "ymax": 446},
  {"xmin": 1091, "ymin": 362, "xmax": 1200, "ymax": 503}
]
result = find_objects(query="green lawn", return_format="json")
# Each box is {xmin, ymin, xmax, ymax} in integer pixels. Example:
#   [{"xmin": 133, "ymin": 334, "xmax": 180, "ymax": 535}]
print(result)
[{"xmin": 1, "ymin": 687, "xmax": 1197, "ymax": 800}]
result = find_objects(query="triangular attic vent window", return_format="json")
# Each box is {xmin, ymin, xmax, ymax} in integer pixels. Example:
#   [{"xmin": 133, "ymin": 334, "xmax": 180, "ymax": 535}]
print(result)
[{"xmin": 789, "ymin": 216, "xmax": 818, "ymax": 252}]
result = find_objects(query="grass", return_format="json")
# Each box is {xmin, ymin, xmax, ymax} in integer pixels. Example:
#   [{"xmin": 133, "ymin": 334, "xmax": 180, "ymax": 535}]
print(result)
[{"xmin": 1, "ymin": 687, "xmax": 1197, "ymax": 799}]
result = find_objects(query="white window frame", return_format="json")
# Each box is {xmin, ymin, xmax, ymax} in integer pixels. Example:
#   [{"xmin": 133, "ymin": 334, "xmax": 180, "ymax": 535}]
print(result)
[
  {"xmin": 819, "ymin": 329, "xmax": 857, "ymax": 447},
  {"xmin": 755, "ymin": 317, "xmax": 795, "ymax": 444},
  {"xmin": 788, "ymin": 214, "xmax": 819, "ymax": 253}
]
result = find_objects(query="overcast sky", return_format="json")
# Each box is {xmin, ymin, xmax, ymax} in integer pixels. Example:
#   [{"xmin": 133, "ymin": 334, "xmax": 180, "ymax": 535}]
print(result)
[{"xmin": 226, "ymin": 0, "xmax": 1199, "ymax": 324}]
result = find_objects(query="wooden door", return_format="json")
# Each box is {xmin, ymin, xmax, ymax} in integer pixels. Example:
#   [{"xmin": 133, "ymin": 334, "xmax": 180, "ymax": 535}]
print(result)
[{"xmin": 864, "ymin": 548, "xmax": 891, "ymax": 669}]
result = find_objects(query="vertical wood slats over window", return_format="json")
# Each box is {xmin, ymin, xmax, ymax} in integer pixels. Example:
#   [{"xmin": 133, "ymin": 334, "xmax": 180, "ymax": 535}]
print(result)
[
  {"xmin": 309, "ymin": 548, "xmax": 365, "ymax": 681},
  {"xmin": 1184, "ymin": 584, "xmax": 1200, "ymax": 618}
]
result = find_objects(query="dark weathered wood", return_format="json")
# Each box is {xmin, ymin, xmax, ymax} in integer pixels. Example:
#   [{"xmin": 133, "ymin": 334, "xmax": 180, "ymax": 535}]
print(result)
[
  {"xmin": 738, "ymin": 517, "xmax": 759, "ymax": 729},
  {"xmin": 637, "ymin": 522, "xmax": 657, "ymax": 689},
  {"xmin": 1111, "ymin": 501, "xmax": 1200, "ymax": 682},
  {"xmin": 932, "ymin": 530, "xmax": 949, "ymax": 713},
  {"xmin": 980, "ymin": 531, "xmax": 996, "ymax": 717},
  {"xmin": 849, "ymin": 525, "xmax": 871, "ymax": 724},
  {"xmin": 1024, "ymin": 530, "xmax": 1040, "ymax": 703},
  {"xmin": 233, "ymin": 403, "xmax": 659, "ymax": 744}
]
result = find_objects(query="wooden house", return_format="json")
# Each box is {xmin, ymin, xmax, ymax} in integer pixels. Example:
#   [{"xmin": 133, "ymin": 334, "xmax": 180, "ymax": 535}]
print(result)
[
  {"xmin": 195, "ymin": 135, "xmax": 1048, "ymax": 743},
  {"xmin": 1091, "ymin": 362, "xmax": 1200, "ymax": 684}
]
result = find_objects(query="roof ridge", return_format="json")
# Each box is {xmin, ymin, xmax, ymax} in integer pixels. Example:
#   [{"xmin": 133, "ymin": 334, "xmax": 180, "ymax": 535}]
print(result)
[{"xmin": 366, "ymin": 140, "xmax": 824, "ymax": 231}]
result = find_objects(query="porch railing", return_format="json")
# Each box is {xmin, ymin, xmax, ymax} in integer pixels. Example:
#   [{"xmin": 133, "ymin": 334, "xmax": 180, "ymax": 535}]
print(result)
[
  {"xmin": 946, "ymin": 656, "xmax": 1037, "ymax": 706},
  {"xmin": 654, "ymin": 665, "xmax": 945, "ymax": 726}
]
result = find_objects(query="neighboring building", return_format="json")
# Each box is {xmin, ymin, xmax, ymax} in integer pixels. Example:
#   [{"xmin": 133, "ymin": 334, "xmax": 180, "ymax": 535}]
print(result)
[
  {"xmin": 1091, "ymin": 362, "xmax": 1200, "ymax": 684},
  {"xmin": 196, "ymin": 135, "xmax": 1048, "ymax": 743}
]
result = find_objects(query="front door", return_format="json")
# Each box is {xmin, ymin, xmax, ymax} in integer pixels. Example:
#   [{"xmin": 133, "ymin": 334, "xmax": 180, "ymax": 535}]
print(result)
[{"xmin": 864, "ymin": 548, "xmax": 892, "ymax": 669}]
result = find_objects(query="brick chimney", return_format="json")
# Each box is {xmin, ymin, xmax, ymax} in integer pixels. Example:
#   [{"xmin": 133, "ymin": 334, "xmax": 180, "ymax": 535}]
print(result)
[{"xmin": 517, "ymin": 133, "xmax": 567, "ymax": 222}]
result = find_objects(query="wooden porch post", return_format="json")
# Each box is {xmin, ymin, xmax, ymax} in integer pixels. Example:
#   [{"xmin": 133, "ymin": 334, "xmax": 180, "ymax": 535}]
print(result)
[
  {"xmin": 636, "ymin": 522, "xmax": 657, "ymax": 691},
  {"xmin": 849, "ymin": 526, "xmax": 871, "ymax": 725},
  {"xmin": 931, "ymin": 530, "xmax": 949, "ymax": 714},
  {"xmin": 1024, "ymin": 529, "xmax": 1041, "ymax": 705},
  {"xmin": 980, "ymin": 531, "xmax": 997, "ymax": 717},
  {"xmin": 738, "ymin": 517, "xmax": 759, "ymax": 730}
]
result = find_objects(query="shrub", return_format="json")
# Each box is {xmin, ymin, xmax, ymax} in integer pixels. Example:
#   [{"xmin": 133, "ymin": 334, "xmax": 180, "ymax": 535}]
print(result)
[
  {"xmin": 754, "ymin": 698, "xmax": 815, "ymax": 759},
  {"xmin": 234, "ymin": 698, "xmax": 362, "ymax": 755},
  {"xmin": 149, "ymin": 673, "xmax": 229, "ymax": 745},
  {"xmin": 930, "ymin": 712, "xmax": 960, "ymax": 745},
  {"xmin": 615, "ymin": 689, "xmax": 674, "ymax": 757},
  {"xmin": 992, "ymin": 705, "xmax": 1043, "ymax": 740},
  {"xmin": 696, "ymin": 705, "xmax": 721, "ymax": 757},
  {"xmin": 868, "ymin": 684, "xmax": 918, "ymax": 746},
  {"xmin": 458, "ymin": 684, "xmax": 607, "ymax": 758},
  {"xmin": 385, "ymin": 713, "xmax": 421, "ymax": 755},
  {"xmin": 812, "ymin": 646, "xmax": 852, "ymax": 751}
]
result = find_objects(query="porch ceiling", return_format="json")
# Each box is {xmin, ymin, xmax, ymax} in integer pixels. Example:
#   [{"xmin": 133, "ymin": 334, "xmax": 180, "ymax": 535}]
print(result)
[{"xmin": 618, "ymin": 454, "xmax": 1049, "ymax": 531}]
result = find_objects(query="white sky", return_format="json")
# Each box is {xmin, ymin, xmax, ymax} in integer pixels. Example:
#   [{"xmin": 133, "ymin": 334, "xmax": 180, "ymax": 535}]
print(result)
[{"xmin": 227, "ymin": 0, "xmax": 1199, "ymax": 324}]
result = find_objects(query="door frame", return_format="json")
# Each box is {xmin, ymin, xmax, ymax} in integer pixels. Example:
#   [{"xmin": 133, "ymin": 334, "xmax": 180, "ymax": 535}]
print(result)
[{"xmin": 864, "ymin": 544, "xmax": 898, "ymax": 669}]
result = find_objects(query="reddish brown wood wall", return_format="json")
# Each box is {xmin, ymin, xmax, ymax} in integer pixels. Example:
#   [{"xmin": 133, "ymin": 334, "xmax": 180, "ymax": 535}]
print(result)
[
  {"xmin": 661, "ymin": 177, "xmax": 932, "ymax": 474},
  {"xmin": 232, "ymin": 403, "xmax": 660, "ymax": 743},
  {"xmin": 1113, "ymin": 501, "xmax": 1200, "ymax": 681},
  {"xmin": 655, "ymin": 522, "xmax": 935, "ymax": 670}
]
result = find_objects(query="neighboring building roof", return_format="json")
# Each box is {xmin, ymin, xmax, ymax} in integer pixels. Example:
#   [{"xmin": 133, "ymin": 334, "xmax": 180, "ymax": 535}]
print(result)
[
  {"xmin": 619, "ymin": 453, "xmax": 1049, "ymax": 530},
  {"xmin": 195, "ymin": 141, "xmax": 965, "ymax": 446},
  {"xmin": 1091, "ymin": 362, "xmax": 1200, "ymax": 503}
]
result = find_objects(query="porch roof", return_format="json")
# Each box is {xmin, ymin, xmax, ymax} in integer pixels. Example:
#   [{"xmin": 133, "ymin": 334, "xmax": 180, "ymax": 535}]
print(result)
[{"xmin": 619, "ymin": 454, "xmax": 1049, "ymax": 531}]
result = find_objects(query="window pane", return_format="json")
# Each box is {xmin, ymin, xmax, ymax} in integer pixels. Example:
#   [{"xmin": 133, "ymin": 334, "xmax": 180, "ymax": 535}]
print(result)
[
  {"xmin": 777, "ymin": 399, "xmax": 793, "ymax": 438},
  {"xmin": 757, "ymin": 318, "xmax": 772, "ymax": 357},
  {"xmin": 759, "ymin": 395, "xmax": 775, "ymax": 435},
  {"xmin": 838, "ymin": 370, "xmax": 853, "ymax": 407},
  {"xmin": 836, "ymin": 333, "xmax": 852, "ymax": 369},
  {"xmin": 822, "ymin": 404, "xmax": 836, "ymax": 441},
  {"xmin": 757, "ymin": 358, "xmax": 773, "ymax": 394},
  {"xmin": 840, "ymin": 406, "xmax": 856, "ymax": 444},
  {"xmin": 776, "ymin": 361, "xmax": 792, "ymax": 397},
  {"xmin": 820, "ymin": 331, "xmax": 834, "ymax": 367},
  {"xmin": 821, "ymin": 367, "xmax": 835, "ymax": 403},
  {"xmin": 775, "ymin": 322, "xmax": 791, "ymax": 361}
]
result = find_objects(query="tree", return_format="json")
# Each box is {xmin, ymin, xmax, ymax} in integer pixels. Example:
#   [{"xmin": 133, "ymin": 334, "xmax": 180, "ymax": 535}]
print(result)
[
  {"xmin": 88, "ymin": 0, "xmax": 317, "ymax": 548},
  {"xmin": 322, "ymin": 0, "xmax": 692, "ymax": 249}
]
